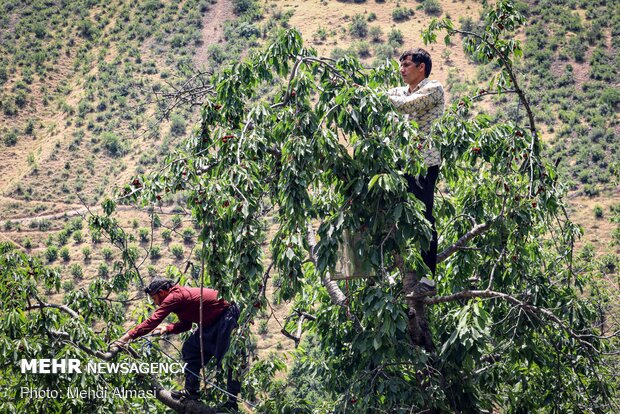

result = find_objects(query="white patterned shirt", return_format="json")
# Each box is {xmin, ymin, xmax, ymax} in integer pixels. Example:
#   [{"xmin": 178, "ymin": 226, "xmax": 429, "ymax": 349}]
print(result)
[{"xmin": 388, "ymin": 78, "xmax": 444, "ymax": 167}]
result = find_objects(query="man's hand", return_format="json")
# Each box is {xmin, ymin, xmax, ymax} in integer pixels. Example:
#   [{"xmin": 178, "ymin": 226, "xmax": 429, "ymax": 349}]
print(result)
[
  {"xmin": 151, "ymin": 326, "xmax": 169, "ymax": 336},
  {"xmin": 111, "ymin": 333, "xmax": 132, "ymax": 349}
]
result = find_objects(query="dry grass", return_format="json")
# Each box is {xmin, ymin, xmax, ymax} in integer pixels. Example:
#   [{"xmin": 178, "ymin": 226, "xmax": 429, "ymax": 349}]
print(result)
[
  {"xmin": 272, "ymin": 0, "xmax": 483, "ymax": 95},
  {"xmin": 193, "ymin": 0, "xmax": 236, "ymax": 68},
  {"xmin": 568, "ymin": 193, "xmax": 620, "ymax": 253}
]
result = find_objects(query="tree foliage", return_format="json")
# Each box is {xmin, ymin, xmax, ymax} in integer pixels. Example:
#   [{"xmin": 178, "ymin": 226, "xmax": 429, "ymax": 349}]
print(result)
[{"xmin": 1, "ymin": 1, "xmax": 618, "ymax": 413}]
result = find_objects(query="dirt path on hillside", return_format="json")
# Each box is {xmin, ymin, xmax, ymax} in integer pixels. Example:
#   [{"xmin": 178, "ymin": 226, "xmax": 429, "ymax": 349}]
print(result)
[
  {"xmin": 193, "ymin": 0, "xmax": 235, "ymax": 69},
  {"xmin": 2, "ymin": 203, "xmax": 122, "ymax": 225}
]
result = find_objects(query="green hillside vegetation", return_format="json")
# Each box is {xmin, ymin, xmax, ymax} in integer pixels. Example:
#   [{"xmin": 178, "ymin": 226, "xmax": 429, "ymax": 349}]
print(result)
[
  {"xmin": 413, "ymin": 0, "xmax": 618, "ymax": 196},
  {"xmin": 1, "ymin": 0, "xmax": 203, "ymax": 204},
  {"xmin": 1, "ymin": 0, "xmax": 617, "ymax": 263},
  {"xmin": 0, "ymin": 0, "xmax": 618, "ymax": 412},
  {"xmin": 517, "ymin": 0, "xmax": 618, "ymax": 195},
  {"xmin": 0, "ymin": 0, "xmax": 275, "ymax": 208}
]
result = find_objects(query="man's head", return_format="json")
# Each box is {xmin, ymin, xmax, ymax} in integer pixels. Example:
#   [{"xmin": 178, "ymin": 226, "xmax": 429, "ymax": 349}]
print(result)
[
  {"xmin": 144, "ymin": 278, "xmax": 176, "ymax": 305},
  {"xmin": 399, "ymin": 48, "xmax": 432, "ymax": 88}
]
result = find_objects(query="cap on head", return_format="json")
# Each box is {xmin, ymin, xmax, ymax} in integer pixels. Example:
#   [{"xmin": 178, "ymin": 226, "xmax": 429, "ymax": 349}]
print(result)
[{"xmin": 144, "ymin": 278, "xmax": 175, "ymax": 295}]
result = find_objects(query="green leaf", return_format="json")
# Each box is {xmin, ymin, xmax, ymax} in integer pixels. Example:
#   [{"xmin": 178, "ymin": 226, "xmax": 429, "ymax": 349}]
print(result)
[
  {"xmin": 368, "ymin": 174, "xmax": 383, "ymax": 190},
  {"xmin": 373, "ymin": 336, "xmax": 381, "ymax": 350},
  {"xmin": 286, "ymin": 248, "xmax": 295, "ymax": 260}
]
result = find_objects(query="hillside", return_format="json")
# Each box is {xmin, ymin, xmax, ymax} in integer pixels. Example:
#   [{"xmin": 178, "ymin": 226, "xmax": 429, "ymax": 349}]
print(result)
[
  {"xmin": 0, "ymin": 0, "xmax": 618, "ymax": 411},
  {"xmin": 0, "ymin": 0, "xmax": 617, "ymax": 324}
]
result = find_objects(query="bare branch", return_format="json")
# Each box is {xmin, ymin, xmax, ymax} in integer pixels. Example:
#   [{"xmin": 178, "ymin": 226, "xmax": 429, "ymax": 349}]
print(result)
[
  {"xmin": 48, "ymin": 330, "xmax": 122, "ymax": 361},
  {"xmin": 25, "ymin": 303, "xmax": 79, "ymax": 319},
  {"xmin": 487, "ymin": 246, "xmax": 507, "ymax": 291},
  {"xmin": 281, "ymin": 309, "xmax": 317, "ymax": 347},
  {"xmin": 423, "ymin": 289, "xmax": 601, "ymax": 353},
  {"xmin": 472, "ymin": 89, "xmax": 517, "ymax": 100},
  {"xmin": 436, "ymin": 221, "xmax": 492, "ymax": 263}
]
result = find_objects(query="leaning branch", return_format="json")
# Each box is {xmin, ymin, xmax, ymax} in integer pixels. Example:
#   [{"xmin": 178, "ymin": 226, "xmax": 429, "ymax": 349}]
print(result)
[
  {"xmin": 47, "ymin": 329, "xmax": 216, "ymax": 414},
  {"xmin": 281, "ymin": 309, "xmax": 317, "ymax": 348},
  {"xmin": 25, "ymin": 303, "xmax": 80, "ymax": 319},
  {"xmin": 423, "ymin": 290, "xmax": 600, "ymax": 353},
  {"xmin": 48, "ymin": 330, "xmax": 125, "ymax": 361},
  {"xmin": 436, "ymin": 221, "xmax": 492, "ymax": 263},
  {"xmin": 451, "ymin": 28, "xmax": 536, "ymax": 138}
]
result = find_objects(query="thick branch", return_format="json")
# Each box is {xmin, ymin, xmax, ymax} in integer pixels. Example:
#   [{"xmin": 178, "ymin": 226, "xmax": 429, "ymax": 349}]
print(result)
[
  {"xmin": 306, "ymin": 223, "xmax": 347, "ymax": 306},
  {"xmin": 150, "ymin": 379, "xmax": 216, "ymax": 414},
  {"xmin": 436, "ymin": 221, "xmax": 491, "ymax": 263},
  {"xmin": 424, "ymin": 290, "xmax": 600, "ymax": 353},
  {"xmin": 47, "ymin": 330, "xmax": 215, "ymax": 413},
  {"xmin": 398, "ymin": 255, "xmax": 435, "ymax": 352},
  {"xmin": 306, "ymin": 222, "xmax": 363, "ymax": 331},
  {"xmin": 26, "ymin": 303, "xmax": 80, "ymax": 319}
]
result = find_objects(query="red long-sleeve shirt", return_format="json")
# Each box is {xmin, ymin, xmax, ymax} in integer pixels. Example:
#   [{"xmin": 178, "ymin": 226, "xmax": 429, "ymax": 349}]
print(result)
[{"xmin": 127, "ymin": 285, "xmax": 230, "ymax": 339}]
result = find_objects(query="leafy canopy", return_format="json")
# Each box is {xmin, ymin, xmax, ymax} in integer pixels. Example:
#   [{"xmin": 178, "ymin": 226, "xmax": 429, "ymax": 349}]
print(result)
[{"xmin": 1, "ymin": 1, "xmax": 617, "ymax": 412}]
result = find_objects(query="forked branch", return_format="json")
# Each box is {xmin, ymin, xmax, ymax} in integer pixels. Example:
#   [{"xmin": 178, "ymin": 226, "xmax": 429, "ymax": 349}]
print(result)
[
  {"xmin": 437, "ymin": 221, "xmax": 492, "ymax": 263},
  {"xmin": 424, "ymin": 289, "xmax": 601, "ymax": 354}
]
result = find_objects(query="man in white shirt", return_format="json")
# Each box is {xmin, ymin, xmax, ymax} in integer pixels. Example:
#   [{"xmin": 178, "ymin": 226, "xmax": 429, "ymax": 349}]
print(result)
[{"xmin": 388, "ymin": 48, "xmax": 444, "ymax": 288}]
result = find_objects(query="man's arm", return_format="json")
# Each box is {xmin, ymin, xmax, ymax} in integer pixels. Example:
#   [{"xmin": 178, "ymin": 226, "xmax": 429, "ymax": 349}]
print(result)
[
  {"xmin": 114, "ymin": 300, "xmax": 179, "ymax": 345},
  {"xmin": 387, "ymin": 86, "xmax": 402, "ymax": 96},
  {"xmin": 165, "ymin": 320, "xmax": 192, "ymax": 335},
  {"xmin": 127, "ymin": 304, "xmax": 175, "ymax": 339},
  {"xmin": 388, "ymin": 84, "xmax": 443, "ymax": 115}
]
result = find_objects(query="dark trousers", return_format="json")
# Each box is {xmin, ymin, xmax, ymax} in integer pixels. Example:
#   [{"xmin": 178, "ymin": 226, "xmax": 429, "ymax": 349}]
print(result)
[
  {"xmin": 406, "ymin": 166, "xmax": 439, "ymax": 276},
  {"xmin": 182, "ymin": 303, "xmax": 241, "ymax": 403}
]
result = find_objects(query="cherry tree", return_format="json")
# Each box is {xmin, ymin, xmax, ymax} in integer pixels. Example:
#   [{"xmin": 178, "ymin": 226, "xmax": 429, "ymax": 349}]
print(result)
[{"xmin": 1, "ymin": 1, "xmax": 617, "ymax": 413}]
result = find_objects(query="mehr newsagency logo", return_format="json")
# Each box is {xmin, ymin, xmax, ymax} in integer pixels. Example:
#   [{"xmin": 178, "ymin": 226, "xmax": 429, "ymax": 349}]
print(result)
[
  {"xmin": 20, "ymin": 358, "xmax": 186, "ymax": 374},
  {"xmin": 18, "ymin": 358, "xmax": 187, "ymax": 400}
]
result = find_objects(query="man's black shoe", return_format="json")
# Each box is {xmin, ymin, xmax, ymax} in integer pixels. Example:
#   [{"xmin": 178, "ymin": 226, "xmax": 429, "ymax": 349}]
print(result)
[
  {"xmin": 406, "ymin": 277, "xmax": 437, "ymax": 299},
  {"xmin": 170, "ymin": 389, "xmax": 200, "ymax": 400}
]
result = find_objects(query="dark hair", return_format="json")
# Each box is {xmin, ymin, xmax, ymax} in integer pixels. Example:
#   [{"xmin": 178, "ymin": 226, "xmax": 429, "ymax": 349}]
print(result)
[
  {"xmin": 399, "ymin": 48, "xmax": 432, "ymax": 78},
  {"xmin": 144, "ymin": 278, "xmax": 176, "ymax": 295}
]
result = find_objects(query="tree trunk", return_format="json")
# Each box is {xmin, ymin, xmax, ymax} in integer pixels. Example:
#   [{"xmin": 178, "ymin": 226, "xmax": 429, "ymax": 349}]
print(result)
[{"xmin": 398, "ymin": 258, "xmax": 435, "ymax": 352}]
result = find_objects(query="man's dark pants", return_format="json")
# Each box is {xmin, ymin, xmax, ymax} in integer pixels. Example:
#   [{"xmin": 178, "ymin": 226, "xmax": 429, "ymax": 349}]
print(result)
[
  {"xmin": 406, "ymin": 165, "xmax": 439, "ymax": 276},
  {"xmin": 181, "ymin": 303, "xmax": 241, "ymax": 404}
]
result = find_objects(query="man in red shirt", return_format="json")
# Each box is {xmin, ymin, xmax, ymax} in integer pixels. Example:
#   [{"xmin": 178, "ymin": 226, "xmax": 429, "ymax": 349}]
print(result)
[{"xmin": 114, "ymin": 278, "xmax": 241, "ymax": 410}]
